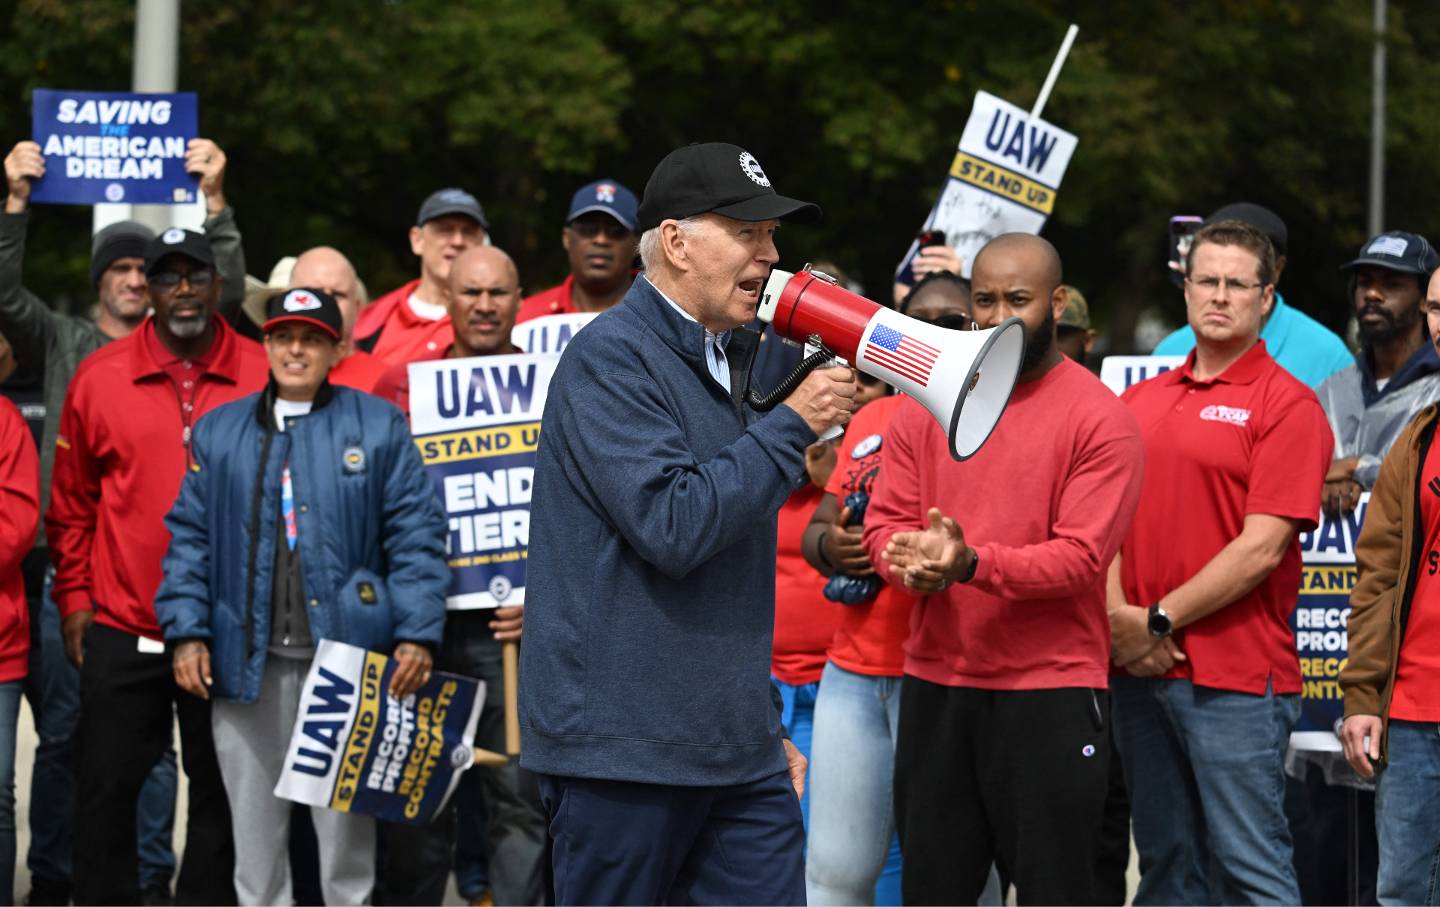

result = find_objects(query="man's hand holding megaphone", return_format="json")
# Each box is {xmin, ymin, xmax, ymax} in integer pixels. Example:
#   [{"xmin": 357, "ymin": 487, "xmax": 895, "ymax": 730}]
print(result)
[
  {"xmin": 883, "ymin": 506, "xmax": 978, "ymax": 594},
  {"xmin": 781, "ymin": 365, "xmax": 859, "ymax": 437}
]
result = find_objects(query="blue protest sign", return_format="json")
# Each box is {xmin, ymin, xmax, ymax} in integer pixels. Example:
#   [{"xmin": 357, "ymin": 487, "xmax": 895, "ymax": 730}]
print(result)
[
  {"xmin": 1290, "ymin": 495, "xmax": 1366, "ymax": 752},
  {"xmin": 275, "ymin": 640, "xmax": 484, "ymax": 824},
  {"xmin": 407, "ymin": 353, "xmax": 560, "ymax": 609},
  {"xmin": 30, "ymin": 89, "xmax": 198, "ymax": 206}
]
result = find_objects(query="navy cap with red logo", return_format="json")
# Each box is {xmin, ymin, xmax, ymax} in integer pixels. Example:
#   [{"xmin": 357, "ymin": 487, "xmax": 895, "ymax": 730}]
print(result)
[
  {"xmin": 567, "ymin": 179, "xmax": 638, "ymax": 232},
  {"xmin": 636, "ymin": 143, "xmax": 821, "ymax": 232},
  {"xmin": 263, "ymin": 288, "xmax": 342, "ymax": 341}
]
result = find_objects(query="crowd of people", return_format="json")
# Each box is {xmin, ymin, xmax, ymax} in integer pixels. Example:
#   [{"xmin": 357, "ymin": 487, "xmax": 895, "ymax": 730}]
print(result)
[{"xmin": 0, "ymin": 130, "xmax": 1435, "ymax": 907}]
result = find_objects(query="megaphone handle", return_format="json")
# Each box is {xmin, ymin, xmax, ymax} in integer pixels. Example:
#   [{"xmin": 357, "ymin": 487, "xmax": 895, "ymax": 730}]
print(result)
[{"xmin": 747, "ymin": 342, "xmax": 837, "ymax": 412}]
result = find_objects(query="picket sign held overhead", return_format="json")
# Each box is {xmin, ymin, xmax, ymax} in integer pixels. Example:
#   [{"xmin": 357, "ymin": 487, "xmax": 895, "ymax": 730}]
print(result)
[
  {"xmin": 30, "ymin": 89, "xmax": 198, "ymax": 206},
  {"xmin": 897, "ymin": 25, "xmax": 1080, "ymax": 282}
]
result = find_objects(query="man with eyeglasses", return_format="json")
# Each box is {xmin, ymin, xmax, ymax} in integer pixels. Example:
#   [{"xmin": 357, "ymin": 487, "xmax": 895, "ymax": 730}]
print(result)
[
  {"xmin": 47, "ymin": 228, "xmax": 267, "ymax": 904},
  {"xmin": 1152, "ymin": 202, "xmax": 1352, "ymax": 389},
  {"xmin": 4, "ymin": 137, "xmax": 244, "ymax": 905},
  {"xmin": 1107, "ymin": 220, "xmax": 1331, "ymax": 904},
  {"xmin": 517, "ymin": 179, "xmax": 640, "ymax": 323}
]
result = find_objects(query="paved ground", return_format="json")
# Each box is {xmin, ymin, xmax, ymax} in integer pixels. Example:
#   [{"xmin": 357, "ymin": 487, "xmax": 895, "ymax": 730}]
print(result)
[{"xmin": 10, "ymin": 698, "xmax": 1137, "ymax": 904}]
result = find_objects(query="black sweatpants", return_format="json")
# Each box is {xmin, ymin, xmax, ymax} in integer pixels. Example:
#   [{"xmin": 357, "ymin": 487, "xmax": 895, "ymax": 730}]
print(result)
[
  {"xmin": 894, "ymin": 677, "xmax": 1110, "ymax": 906},
  {"xmin": 73, "ymin": 623, "xmax": 236, "ymax": 905}
]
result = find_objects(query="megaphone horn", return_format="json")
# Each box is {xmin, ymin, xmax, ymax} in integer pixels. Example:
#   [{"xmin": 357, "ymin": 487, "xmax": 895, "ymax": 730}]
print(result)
[{"xmin": 755, "ymin": 266, "xmax": 1026, "ymax": 461}]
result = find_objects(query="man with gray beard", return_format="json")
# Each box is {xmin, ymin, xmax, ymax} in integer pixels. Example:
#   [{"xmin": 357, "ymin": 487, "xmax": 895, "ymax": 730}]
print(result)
[{"xmin": 47, "ymin": 228, "xmax": 267, "ymax": 903}]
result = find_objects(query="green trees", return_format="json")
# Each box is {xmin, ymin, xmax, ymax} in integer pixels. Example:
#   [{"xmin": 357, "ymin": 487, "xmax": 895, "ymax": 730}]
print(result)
[{"xmin": 4, "ymin": 0, "xmax": 1438, "ymax": 349}]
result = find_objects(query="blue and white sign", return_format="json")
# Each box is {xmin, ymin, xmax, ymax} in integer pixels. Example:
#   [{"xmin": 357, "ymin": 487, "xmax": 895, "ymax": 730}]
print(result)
[
  {"xmin": 274, "ymin": 640, "xmax": 483, "ymax": 824},
  {"xmin": 1099, "ymin": 355, "xmax": 1186, "ymax": 394},
  {"xmin": 511, "ymin": 312, "xmax": 596, "ymax": 356},
  {"xmin": 30, "ymin": 89, "xmax": 198, "ymax": 206},
  {"xmin": 898, "ymin": 90, "xmax": 1078, "ymax": 282},
  {"xmin": 408, "ymin": 353, "xmax": 559, "ymax": 609}
]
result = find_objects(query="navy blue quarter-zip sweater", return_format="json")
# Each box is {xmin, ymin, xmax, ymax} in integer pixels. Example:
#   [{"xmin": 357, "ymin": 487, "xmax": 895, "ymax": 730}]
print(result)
[{"xmin": 520, "ymin": 277, "xmax": 818, "ymax": 786}]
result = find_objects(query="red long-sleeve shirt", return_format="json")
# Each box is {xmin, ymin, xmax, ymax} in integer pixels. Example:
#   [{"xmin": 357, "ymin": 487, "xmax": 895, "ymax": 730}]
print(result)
[
  {"xmin": 863, "ymin": 358, "xmax": 1145, "ymax": 690},
  {"xmin": 47, "ymin": 317, "xmax": 267, "ymax": 639},
  {"xmin": 0, "ymin": 397, "xmax": 39, "ymax": 682}
]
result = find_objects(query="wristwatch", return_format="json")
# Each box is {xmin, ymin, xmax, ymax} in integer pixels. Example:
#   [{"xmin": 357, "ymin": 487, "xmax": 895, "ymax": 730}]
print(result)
[{"xmin": 1147, "ymin": 603, "xmax": 1173, "ymax": 639}]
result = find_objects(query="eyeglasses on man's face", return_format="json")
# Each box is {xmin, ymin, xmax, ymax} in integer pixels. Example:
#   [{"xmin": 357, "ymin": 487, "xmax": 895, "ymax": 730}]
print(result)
[
  {"xmin": 1186, "ymin": 274, "xmax": 1266, "ymax": 295},
  {"xmin": 149, "ymin": 267, "xmax": 216, "ymax": 290}
]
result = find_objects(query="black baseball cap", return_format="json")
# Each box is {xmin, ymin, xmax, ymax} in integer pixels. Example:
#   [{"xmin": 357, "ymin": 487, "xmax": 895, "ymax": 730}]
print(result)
[
  {"xmin": 1206, "ymin": 202, "xmax": 1287, "ymax": 256},
  {"xmin": 636, "ymin": 143, "xmax": 821, "ymax": 232},
  {"xmin": 416, "ymin": 188, "xmax": 489, "ymax": 229},
  {"xmin": 263, "ymin": 287, "xmax": 342, "ymax": 341},
  {"xmin": 1341, "ymin": 231, "xmax": 1440, "ymax": 277},
  {"xmin": 143, "ymin": 227, "xmax": 215, "ymax": 276}
]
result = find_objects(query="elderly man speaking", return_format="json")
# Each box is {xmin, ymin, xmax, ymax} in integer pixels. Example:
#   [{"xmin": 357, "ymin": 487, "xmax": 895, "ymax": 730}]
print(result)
[{"xmin": 520, "ymin": 143, "xmax": 857, "ymax": 905}]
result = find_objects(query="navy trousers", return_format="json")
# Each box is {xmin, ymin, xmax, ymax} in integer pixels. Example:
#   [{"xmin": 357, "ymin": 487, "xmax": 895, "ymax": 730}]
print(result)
[{"xmin": 537, "ymin": 770, "xmax": 805, "ymax": 906}]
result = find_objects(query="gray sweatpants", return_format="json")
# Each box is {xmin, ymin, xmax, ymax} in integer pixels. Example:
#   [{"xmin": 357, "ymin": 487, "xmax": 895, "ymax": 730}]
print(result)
[{"xmin": 211, "ymin": 655, "xmax": 376, "ymax": 906}]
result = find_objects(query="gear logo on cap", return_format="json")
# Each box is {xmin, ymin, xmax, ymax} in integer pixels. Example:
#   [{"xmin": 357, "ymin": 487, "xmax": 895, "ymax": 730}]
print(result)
[
  {"xmin": 596, "ymin": 183, "xmax": 616, "ymax": 202},
  {"xmin": 161, "ymin": 227, "xmax": 186, "ymax": 244},
  {"xmin": 739, "ymin": 151, "xmax": 771, "ymax": 188},
  {"xmin": 282, "ymin": 290, "xmax": 321, "ymax": 313}
]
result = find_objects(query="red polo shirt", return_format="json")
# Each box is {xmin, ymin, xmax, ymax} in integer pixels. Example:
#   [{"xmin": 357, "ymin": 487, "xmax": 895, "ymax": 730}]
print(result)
[
  {"xmin": 517, "ymin": 275, "xmax": 577, "ymax": 324},
  {"xmin": 353, "ymin": 279, "xmax": 453, "ymax": 366},
  {"xmin": 1119, "ymin": 340, "xmax": 1331, "ymax": 695},
  {"xmin": 47, "ymin": 317, "xmax": 268, "ymax": 640},
  {"xmin": 329, "ymin": 348, "xmax": 388, "ymax": 393}
]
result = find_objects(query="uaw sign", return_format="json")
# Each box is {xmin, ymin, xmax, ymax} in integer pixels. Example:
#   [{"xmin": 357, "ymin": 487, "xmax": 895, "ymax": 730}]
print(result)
[
  {"xmin": 1101, "ymin": 355, "xmax": 1356, "ymax": 754},
  {"xmin": 275, "ymin": 640, "xmax": 482, "ymax": 824},
  {"xmin": 511, "ymin": 312, "xmax": 596, "ymax": 356},
  {"xmin": 898, "ymin": 90, "xmax": 1078, "ymax": 281},
  {"xmin": 1291, "ymin": 495, "xmax": 1367, "ymax": 753},
  {"xmin": 409, "ymin": 353, "xmax": 559, "ymax": 609},
  {"xmin": 30, "ymin": 89, "xmax": 198, "ymax": 205}
]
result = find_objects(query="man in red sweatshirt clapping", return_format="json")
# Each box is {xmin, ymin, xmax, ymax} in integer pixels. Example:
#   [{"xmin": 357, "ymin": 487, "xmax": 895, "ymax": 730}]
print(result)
[{"xmin": 865, "ymin": 233, "xmax": 1145, "ymax": 905}]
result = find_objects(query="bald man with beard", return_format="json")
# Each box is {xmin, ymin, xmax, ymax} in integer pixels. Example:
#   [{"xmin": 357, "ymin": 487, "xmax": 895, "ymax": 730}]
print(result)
[
  {"xmin": 375, "ymin": 245, "xmax": 548, "ymax": 906},
  {"xmin": 286, "ymin": 247, "xmax": 388, "ymax": 392},
  {"xmin": 864, "ymin": 234, "xmax": 1145, "ymax": 904}
]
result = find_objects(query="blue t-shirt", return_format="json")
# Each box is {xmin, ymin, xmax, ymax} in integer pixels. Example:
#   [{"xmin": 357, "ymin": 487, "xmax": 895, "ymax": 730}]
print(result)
[{"xmin": 1152, "ymin": 294, "xmax": 1353, "ymax": 389}]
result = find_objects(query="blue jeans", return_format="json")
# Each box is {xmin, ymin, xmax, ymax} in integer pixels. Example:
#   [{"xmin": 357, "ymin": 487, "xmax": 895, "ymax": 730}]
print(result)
[
  {"xmin": 773, "ymin": 676, "xmax": 818, "ymax": 830},
  {"xmin": 1111, "ymin": 676, "xmax": 1301, "ymax": 905},
  {"xmin": 26, "ymin": 579, "xmax": 177, "ymax": 890},
  {"xmin": 805, "ymin": 663, "xmax": 903, "ymax": 907},
  {"xmin": 1376, "ymin": 719, "xmax": 1440, "ymax": 905},
  {"xmin": 0, "ymin": 680, "xmax": 22, "ymax": 905}
]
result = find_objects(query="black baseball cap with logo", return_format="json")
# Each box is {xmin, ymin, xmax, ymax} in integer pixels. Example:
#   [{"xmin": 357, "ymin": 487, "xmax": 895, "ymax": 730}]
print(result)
[
  {"xmin": 263, "ymin": 287, "xmax": 343, "ymax": 341},
  {"xmin": 143, "ymin": 227, "xmax": 216, "ymax": 276},
  {"xmin": 636, "ymin": 143, "xmax": 821, "ymax": 232}
]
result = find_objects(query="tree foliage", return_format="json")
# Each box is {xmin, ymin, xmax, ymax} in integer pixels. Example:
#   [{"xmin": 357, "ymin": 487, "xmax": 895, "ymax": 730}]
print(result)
[{"xmin": 2, "ymin": 0, "xmax": 1438, "ymax": 349}]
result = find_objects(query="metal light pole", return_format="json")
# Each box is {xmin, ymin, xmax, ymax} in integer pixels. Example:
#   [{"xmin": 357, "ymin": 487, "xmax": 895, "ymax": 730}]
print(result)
[
  {"xmin": 94, "ymin": 0, "xmax": 180, "ymax": 235},
  {"xmin": 1368, "ymin": 0, "xmax": 1387, "ymax": 237}
]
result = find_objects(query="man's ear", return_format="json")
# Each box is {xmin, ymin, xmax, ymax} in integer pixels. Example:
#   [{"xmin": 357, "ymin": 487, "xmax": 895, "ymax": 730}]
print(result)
[
  {"xmin": 561, "ymin": 229, "xmax": 573, "ymax": 256},
  {"xmin": 409, "ymin": 225, "xmax": 425, "ymax": 258},
  {"xmin": 1051, "ymin": 284, "xmax": 1069, "ymax": 320},
  {"xmin": 661, "ymin": 220, "xmax": 690, "ymax": 272}
]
